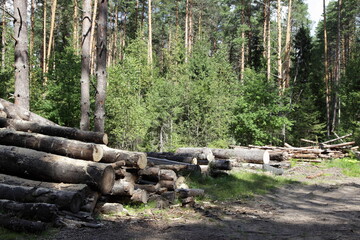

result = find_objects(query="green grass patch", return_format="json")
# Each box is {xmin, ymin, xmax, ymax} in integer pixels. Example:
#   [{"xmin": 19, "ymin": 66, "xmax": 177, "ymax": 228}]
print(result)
[
  {"xmin": 0, "ymin": 227, "xmax": 55, "ymax": 240},
  {"xmin": 322, "ymin": 157, "xmax": 360, "ymax": 177},
  {"xmin": 187, "ymin": 172, "xmax": 295, "ymax": 201}
]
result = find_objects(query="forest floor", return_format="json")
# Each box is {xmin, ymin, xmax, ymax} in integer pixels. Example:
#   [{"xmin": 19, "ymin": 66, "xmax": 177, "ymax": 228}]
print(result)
[{"xmin": 43, "ymin": 163, "xmax": 360, "ymax": 240}]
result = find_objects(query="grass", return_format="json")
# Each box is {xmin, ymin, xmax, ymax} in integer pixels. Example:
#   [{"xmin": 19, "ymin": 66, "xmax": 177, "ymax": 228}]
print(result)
[
  {"xmin": 322, "ymin": 157, "xmax": 360, "ymax": 177},
  {"xmin": 0, "ymin": 227, "xmax": 57, "ymax": 240},
  {"xmin": 187, "ymin": 171, "xmax": 295, "ymax": 201}
]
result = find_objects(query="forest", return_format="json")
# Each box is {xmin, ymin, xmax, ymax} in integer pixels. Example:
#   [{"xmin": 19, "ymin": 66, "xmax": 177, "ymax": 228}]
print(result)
[{"xmin": 0, "ymin": 0, "xmax": 359, "ymax": 152}]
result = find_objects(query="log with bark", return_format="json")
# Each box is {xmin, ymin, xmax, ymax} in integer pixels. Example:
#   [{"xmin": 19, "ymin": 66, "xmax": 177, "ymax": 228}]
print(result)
[
  {"xmin": 147, "ymin": 152, "xmax": 197, "ymax": 164},
  {"xmin": 154, "ymin": 163, "xmax": 201, "ymax": 176},
  {"xmin": 0, "ymin": 200, "xmax": 58, "ymax": 222},
  {"xmin": 159, "ymin": 180, "xmax": 175, "ymax": 191},
  {"xmin": 111, "ymin": 179, "xmax": 134, "ymax": 196},
  {"xmin": 175, "ymin": 188, "xmax": 205, "ymax": 198},
  {"xmin": 269, "ymin": 151, "xmax": 289, "ymax": 161},
  {"xmin": 0, "ymin": 117, "xmax": 108, "ymax": 145},
  {"xmin": 0, "ymin": 98, "xmax": 56, "ymax": 126},
  {"xmin": 0, "ymin": 145, "xmax": 115, "ymax": 194},
  {"xmin": 101, "ymin": 145, "xmax": 147, "ymax": 169},
  {"xmin": 209, "ymin": 159, "xmax": 232, "ymax": 170},
  {"xmin": 159, "ymin": 169, "xmax": 177, "ymax": 181},
  {"xmin": 135, "ymin": 183, "xmax": 161, "ymax": 193},
  {"xmin": 0, "ymin": 183, "xmax": 83, "ymax": 213},
  {"xmin": 0, "ymin": 129, "xmax": 103, "ymax": 161},
  {"xmin": 320, "ymin": 141, "xmax": 355, "ymax": 149},
  {"xmin": 0, "ymin": 213, "xmax": 47, "ymax": 233},
  {"xmin": 212, "ymin": 148, "xmax": 270, "ymax": 164},
  {"xmin": 130, "ymin": 189, "xmax": 148, "ymax": 203},
  {"xmin": 138, "ymin": 167, "xmax": 160, "ymax": 182}
]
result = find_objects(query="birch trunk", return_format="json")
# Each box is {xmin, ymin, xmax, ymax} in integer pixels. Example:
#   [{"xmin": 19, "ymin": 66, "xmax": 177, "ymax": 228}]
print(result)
[
  {"xmin": 277, "ymin": 0, "xmax": 283, "ymax": 92},
  {"xmin": 147, "ymin": 0, "xmax": 153, "ymax": 65},
  {"xmin": 283, "ymin": 0, "xmax": 292, "ymax": 89}
]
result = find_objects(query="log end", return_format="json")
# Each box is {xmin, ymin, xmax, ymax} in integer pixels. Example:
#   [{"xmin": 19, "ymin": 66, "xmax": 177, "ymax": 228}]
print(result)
[
  {"xmin": 93, "ymin": 145, "xmax": 104, "ymax": 162},
  {"xmin": 99, "ymin": 165, "xmax": 116, "ymax": 194},
  {"xmin": 103, "ymin": 134, "xmax": 108, "ymax": 145},
  {"xmin": 137, "ymin": 154, "xmax": 148, "ymax": 169},
  {"xmin": 263, "ymin": 150, "xmax": 270, "ymax": 164}
]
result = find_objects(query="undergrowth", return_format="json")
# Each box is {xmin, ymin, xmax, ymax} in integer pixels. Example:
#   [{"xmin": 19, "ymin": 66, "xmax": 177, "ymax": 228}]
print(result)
[
  {"xmin": 322, "ymin": 157, "xmax": 360, "ymax": 177},
  {"xmin": 187, "ymin": 172, "xmax": 295, "ymax": 201}
]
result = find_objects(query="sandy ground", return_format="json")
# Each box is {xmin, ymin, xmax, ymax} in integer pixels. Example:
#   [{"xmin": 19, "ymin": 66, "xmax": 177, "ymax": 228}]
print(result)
[{"xmin": 43, "ymin": 164, "xmax": 360, "ymax": 240}]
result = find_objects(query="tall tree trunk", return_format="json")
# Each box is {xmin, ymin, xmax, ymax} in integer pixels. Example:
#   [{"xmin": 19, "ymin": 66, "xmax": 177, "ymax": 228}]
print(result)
[
  {"xmin": 264, "ymin": 0, "xmax": 271, "ymax": 82},
  {"xmin": 30, "ymin": 0, "xmax": 35, "ymax": 59},
  {"xmin": 185, "ymin": 0, "xmax": 189, "ymax": 63},
  {"xmin": 80, "ymin": 0, "xmax": 92, "ymax": 131},
  {"xmin": 44, "ymin": 0, "xmax": 57, "ymax": 80},
  {"xmin": 277, "ymin": 0, "xmax": 283, "ymax": 93},
  {"xmin": 1, "ymin": 2, "xmax": 6, "ymax": 70},
  {"xmin": 135, "ymin": 0, "xmax": 139, "ymax": 28},
  {"xmin": 239, "ymin": 3, "xmax": 245, "ymax": 82},
  {"xmin": 332, "ymin": 0, "xmax": 342, "ymax": 132},
  {"xmin": 90, "ymin": 0, "xmax": 98, "ymax": 76},
  {"xmin": 112, "ymin": 4, "xmax": 118, "ymax": 65},
  {"xmin": 283, "ymin": 0, "xmax": 292, "ymax": 89},
  {"xmin": 323, "ymin": 0, "xmax": 330, "ymax": 136},
  {"xmin": 147, "ymin": 0, "xmax": 153, "ymax": 65},
  {"xmin": 42, "ymin": 0, "xmax": 47, "ymax": 75},
  {"xmin": 73, "ymin": 0, "xmax": 79, "ymax": 54},
  {"xmin": 94, "ymin": 0, "xmax": 108, "ymax": 133},
  {"xmin": 14, "ymin": 0, "xmax": 30, "ymax": 110},
  {"xmin": 188, "ymin": 0, "xmax": 193, "ymax": 56}
]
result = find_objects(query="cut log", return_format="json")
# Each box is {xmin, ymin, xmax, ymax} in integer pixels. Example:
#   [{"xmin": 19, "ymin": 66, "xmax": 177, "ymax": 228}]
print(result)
[
  {"xmin": 176, "ymin": 188, "xmax": 205, "ymax": 198},
  {"xmin": 0, "ymin": 200, "xmax": 58, "ymax": 222},
  {"xmin": 0, "ymin": 129, "xmax": 103, "ymax": 161},
  {"xmin": 159, "ymin": 169, "xmax": 177, "ymax": 181},
  {"xmin": 291, "ymin": 153, "xmax": 318, "ymax": 159},
  {"xmin": 147, "ymin": 152, "xmax": 197, "ymax": 164},
  {"xmin": 111, "ymin": 179, "xmax": 134, "ymax": 196},
  {"xmin": 131, "ymin": 189, "xmax": 148, "ymax": 203},
  {"xmin": 320, "ymin": 141, "xmax": 355, "ymax": 149},
  {"xmin": 135, "ymin": 183, "xmax": 161, "ymax": 193},
  {"xmin": 322, "ymin": 133, "xmax": 352, "ymax": 144},
  {"xmin": 269, "ymin": 151, "xmax": 289, "ymax": 161},
  {"xmin": 161, "ymin": 191, "xmax": 176, "ymax": 203},
  {"xmin": 0, "ymin": 214, "xmax": 47, "ymax": 233},
  {"xmin": 99, "ymin": 203, "xmax": 123, "ymax": 214},
  {"xmin": 175, "ymin": 147, "xmax": 215, "ymax": 162},
  {"xmin": 138, "ymin": 167, "xmax": 160, "ymax": 182},
  {"xmin": 159, "ymin": 180, "xmax": 175, "ymax": 191},
  {"xmin": 0, "ymin": 117, "xmax": 108, "ymax": 145},
  {"xmin": 0, "ymin": 145, "xmax": 115, "ymax": 194},
  {"xmin": 211, "ymin": 148, "xmax": 270, "ymax": 164},
  {"xmin": 209, "ymin": 159, "xmax": 232, "ymax": 170},
  {"xmin": 0, "ymin": 98, "xmax": 56, "ymax": 126},
  {"xmin": 0, "ymin": 183, "xmax": 83, "ymax": 213},
  {"xmin": 262, "ymin": 164, "xmax": 284, "ymax": 175},
  {"xmin": 147, "ymin": 157, "xmax": 201, "ymax": 175},
  {"xmin": 101, "ymin": 145, "xmax": 147, "ymax": 169},
  {"xmin": 300, "ymin": 138, "xmax": 318, "ymax": 144},
  {"xmin": 81, "ymin": 191, "xmax": 101, "ymax": 213}
]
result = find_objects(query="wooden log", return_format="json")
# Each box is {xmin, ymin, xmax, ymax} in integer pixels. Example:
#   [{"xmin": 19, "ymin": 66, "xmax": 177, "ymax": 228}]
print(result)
[
  {"xmin": 0, "ymin": 200, "xmax": 58, "ymax": 222},
  {"xmin": 0, "ymin": 145, "xmax": 115, "ymax": 194},
  {"xmin": 159, "ymin": 180, "xmax": 175, "ymax": 191},
  {"xmin": 111, "ymin": 179, "xmax": 134, "ymax": 196},
  {"xmin": 320, "ymin": 141, "xmax": 355, "ymax": 149},
  {"xmin": 147, "ymin": 157, "xmax": 201, "ymax": 175},
  {"xmin": 175, "ymin": 147, "xmax": 215, "ymax": 162},
  {"xmin": 300, "ymin": 138, "xmax": 318, "ymax": 144},
  {"xmin": 161, "ymin": 191, "xmax": 176, "ymax": 203},
  {"xmin": 99, "ymin": 203, "xmax": 123, "ymax": 214},
  {"xmin": 0, "ymin": 183, "xmax": 83, "ymax": 213},
  {"xmin": 101, "ymin": 145, "xmax": 147, "ymax": 169},
  {"xmin": 0, "ymin": 129, "xmax": 103, "ymax": 161},
  {"xmin": 180, "ymin": 197, "xmax": 195, "ymax": 207},
  {"xmin": 81, "ymin": 191, "xmax": 101, "ymax": 213},
  {"xmin": 176, "ymin": 188, "xmax": 205, "ymax": 198},
  {"xmin": 354, "ymin": 151, "xmax": 360, "ymax": 160},
  {"xmin": 147, "ymin": 152, "xmax": 197, "ymax": 164},
  {"xmin": 135, "ymin": 183, "xmax": 161, "ymax": 193},
  {"xmin": 130, "ymin": 189, "xmax": 148, "ymax": 203},
  {"xmin": 209, "ymin": 159, "xmax": 232, "ymax": 170},
  {"xmin": 0, "ymin": 98, "xmax": 56, "ymax": 126},
  {"xmin": 138, "ymin": 167, "xmax": 160, "ymax": 182},
  {"xmin": 0, "ymin": 117, "xmax": 108, "ymax": 144},
  {"xmin": 269, "ymin": 151, "xmax": 289, "ymax": 161},
  {"xmin": 211, "ymin": 148, "xmax": 270, "ymax": 164},
  {"xmin": 322, "ymin": 133, "xmax": 352, "ymax": 144},
  {"xmin": 0, "ymin": 214, "xmax": 47, "ymax": 233},
  {"xmin": 291, "ymin": 153, "xmax": 318, "ymax": 159},
  {"xmin": 159, "ymin": 169, "xmax": 177, "ymax": 181},
  {"xmin": 263, "ymin": 164, "xmax": 284, "ymax": 175}
]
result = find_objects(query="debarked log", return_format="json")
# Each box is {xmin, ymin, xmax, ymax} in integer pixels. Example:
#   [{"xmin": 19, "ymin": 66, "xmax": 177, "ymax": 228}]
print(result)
[
  {"xmin": 0, "ymin": 129, "xmax": 103, "ymax": 161},
  {"xmin": 175, "ymin": 147, "xmax": 215, "ymax": 162},
  {"xmin": 0, "ymin": 117, "xmax": 108, "ymax": 144},
  {"xmin": 211, "ymin": 148, "xmax": 270, "ymax": 164},
  {"xmin": 0, "ymin": 183, "xmax": 82, "ymax": 213},
  {"xmin": 0, "ymin": 145, "xmax": 115, "ymax": 194},
  {"xmin": 111, "ymin": 179, "xmax": 134, "ymax": 196},
  {"xmin": 147, "ymin": 152, "xmax": 197, "ymax": 164},
  {"xmin": 101, "ymin": 145, "xmax": 147, "ymax": 169}
]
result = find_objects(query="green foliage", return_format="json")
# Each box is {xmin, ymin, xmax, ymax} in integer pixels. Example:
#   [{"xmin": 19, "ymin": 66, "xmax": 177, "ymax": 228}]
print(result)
[
  {"xmin": 323, "ymin": 158, "xmax": 360, "ymax": 177},
  {"xmin": 231, "ymin": 69, "xmax": 292, "ymax": 146},
  {"xmin": 187, "ymin": 172, "xmax": 294, "ymax": 201}
]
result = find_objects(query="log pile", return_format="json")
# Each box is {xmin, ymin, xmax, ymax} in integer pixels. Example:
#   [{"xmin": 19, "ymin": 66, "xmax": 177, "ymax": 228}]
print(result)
[{"xmin": 0, "ymin": 108, "xmax": 204, "ymax": 232}]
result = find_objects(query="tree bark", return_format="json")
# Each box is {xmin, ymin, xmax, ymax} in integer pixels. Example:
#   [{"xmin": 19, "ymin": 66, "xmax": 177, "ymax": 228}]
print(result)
[
  {"xmin": 30, "ymin": 0, "xmax": 35, "ymax": 58},
  {"xmin": 44, "ymin": 0, "xmax": 57, "ymax": 77},
  {"xmin": 283, "ymin": 0, "xmax": 292, "ymax": 89},
  {"xmin": 0, "ymin": 183, "xmax": 83, "ymax": 213},
  {"xmin": 176, "ymin": 188, "xmax": 204, "ymax": 198},
  {"xmin": 209, "ymin": 159, "xmax": 232, "ymax": 170},
  {"xmin": 323, "ymin": 0, "xmax": 331, "ymax": 136},
  {"xmin": 269, "ymin": 151, "xmax": 289, "ymax": 161},
  {"xmin": 159, "ymin": 169, "xmax": 177, "ymax": 181},
  {"xmin": 277, "ymin": 0, "xmax": 283, "ymax": 92},
  {"xmin": 147, "ymin": 152, "xmax": 197, "ymax": 164},
  {"xmin": 73, "ymin": 0, "xmax": 79, "ymax": 53},
  {"xmin": 175, "ymin": 147, "xmax": 215, "ymax": 162},
  {"xmin": 111, "ymin": 178, "xmax": 134, "ymax": 196},
  {"xmin": 266, "ymin": 0, "xmax": 271, "ymax": 81},
  {"xmin": 185, "ymin": 0, "xmax": 189, "ymax": 63},
  {"xmin": 42, "ymin": 0, "xmax": 47, "ymax": 75},
  {"xmin": 0, "ymin": 129, "xmax": 104, "ymax": 162},
  {"xmin": 94, "ymin": 0, "xmax": 108, "ymax": 133},
  {"xmin": 147, "ymin": 0, "xmax": 153, "ymax": 65},
  {"xmin": 0, "ymin": 117, "xmax": 108, "ymax": 144},
  {"xmin": 14, "ymin": 0, "xmax": 30, "ymax": 110},
  {"xmin": 1, "ymin": 1, "xmax": 5, "ymax": 70},
  {"xmin": 89, "ymin": 0, "xmax": 98, "ymax": 75},
  {"xmin": 0, "ymin": 200, "xmax": 58, "ymax": 223},
  {"xmin": 0, "ymin": 214, "xmax": 47, "ymax": 233},
  {"xmin": 80, "ymin": 0, "xmax": 92, "ymax": 131},
  {"xmin": 101, "ymin": 145, "xmax": 147, "ymax": 169},
  {"xmin": 0, "ymin": 145, "xmax": 115, "ymax": 194},
  {"xmin": 135, "ymin": 183, "xmax": 160, "ymax": 193},
  {"xmin": 138, "ymin": 167, "xmax": 160, "ymax": 182}
]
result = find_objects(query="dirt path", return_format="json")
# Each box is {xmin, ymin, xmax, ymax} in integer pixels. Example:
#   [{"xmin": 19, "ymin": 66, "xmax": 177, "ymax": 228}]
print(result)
[{"xmin": 44, "ymin": 167, "xmax": 360, "ymax": 240}]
